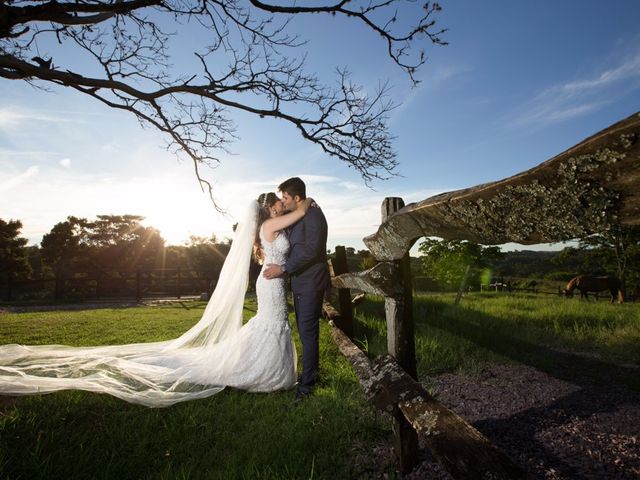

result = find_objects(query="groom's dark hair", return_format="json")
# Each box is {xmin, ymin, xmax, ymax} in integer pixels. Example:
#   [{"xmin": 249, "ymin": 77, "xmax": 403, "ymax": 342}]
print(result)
[{"xmin": 278, "ymin": 177, "xmax": 306, "ymax": 200}]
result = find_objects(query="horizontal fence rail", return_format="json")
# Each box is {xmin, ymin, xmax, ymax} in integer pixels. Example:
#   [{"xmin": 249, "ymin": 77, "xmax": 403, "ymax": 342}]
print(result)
[{"xmin": 2, "ymin": 268, "xmax": 216, "ymax": 302}]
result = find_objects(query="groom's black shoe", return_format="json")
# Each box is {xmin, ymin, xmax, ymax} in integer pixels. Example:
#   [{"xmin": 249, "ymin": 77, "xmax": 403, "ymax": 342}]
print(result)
[{"xmin": 292, "ymin": 389, "xmax": 311, "ymax": 405}]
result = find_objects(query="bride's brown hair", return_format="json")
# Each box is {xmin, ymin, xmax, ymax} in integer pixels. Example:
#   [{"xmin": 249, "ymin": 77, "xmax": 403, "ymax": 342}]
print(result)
[{"xmin": 253, "ymin": 192, "xmax": 279, "ymax": 264}]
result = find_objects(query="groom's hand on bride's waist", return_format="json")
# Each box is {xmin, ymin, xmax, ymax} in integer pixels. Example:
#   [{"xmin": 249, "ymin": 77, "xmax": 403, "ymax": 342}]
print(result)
[{"xmin": 263, "ymin": 263, "xmax": 285, "ymax": 279}]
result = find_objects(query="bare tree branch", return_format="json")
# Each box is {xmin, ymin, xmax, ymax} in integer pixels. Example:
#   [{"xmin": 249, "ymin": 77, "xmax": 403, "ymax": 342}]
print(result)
[{"xmin": 0, "ymin": 0, "xmax": 446, "ymax": 208}]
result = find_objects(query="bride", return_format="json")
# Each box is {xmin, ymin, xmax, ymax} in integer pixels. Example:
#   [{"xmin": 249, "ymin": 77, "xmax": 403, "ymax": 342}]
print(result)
[{"xmin": 0, "ymin": 193, "xmax": 313, "ymax": 407}]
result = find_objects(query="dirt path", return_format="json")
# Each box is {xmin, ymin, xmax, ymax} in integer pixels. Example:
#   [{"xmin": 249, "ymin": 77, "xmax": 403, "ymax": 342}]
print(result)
[{"xmin": 353, "ymin": 360, "xmax": 639, "ymax": 479}]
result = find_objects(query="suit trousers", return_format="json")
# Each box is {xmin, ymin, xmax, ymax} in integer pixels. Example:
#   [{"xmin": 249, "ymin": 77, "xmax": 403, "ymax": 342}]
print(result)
[{"xmin": 293, "ymin": 290, "xmax": 324, "ymax": 393}]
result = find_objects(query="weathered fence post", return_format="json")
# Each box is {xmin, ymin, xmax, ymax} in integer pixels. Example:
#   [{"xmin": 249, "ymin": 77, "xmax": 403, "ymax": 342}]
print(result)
[
  {"xmin": 332, "ymin": 246, "xmax": 354, "ymax": 337},
  {"xmin": 382, "ymin": 197, "xmax": 418, "ymax": 473},
  {"xmin": 382, "ymin": 198, "xmax": 417, "ymax": 378}
]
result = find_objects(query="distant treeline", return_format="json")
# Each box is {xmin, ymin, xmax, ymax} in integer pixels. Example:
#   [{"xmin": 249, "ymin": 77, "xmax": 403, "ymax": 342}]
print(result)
[
  {"xmin": 412, "ymin": 233, "xmax": 640, "ymax": 297},
  {"xmin": 1, "ymin": 215, "xmax": 240, "ymax": 301},
  {"xmin": 333, "ymin": 229, "xmax": 640, "ymax": 299},
  {"xmin": 3, "ymin": 217, "xmax": 640, "ymax": 302}
]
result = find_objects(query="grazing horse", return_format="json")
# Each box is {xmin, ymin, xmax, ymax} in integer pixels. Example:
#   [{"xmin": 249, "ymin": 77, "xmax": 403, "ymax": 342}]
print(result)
[{"xmin": 563, "ymin": 275, "xmax": 624, "ymax": 304}]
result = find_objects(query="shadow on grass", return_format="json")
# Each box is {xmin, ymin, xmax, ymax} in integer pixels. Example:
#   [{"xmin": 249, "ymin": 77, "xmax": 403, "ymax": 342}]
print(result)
[
  {"xmin": 423, "ymin": 300, "xmax": 638, "ymax": 390},
  {"xmin": 1, "ymin": 299, "xmax": 213, "ymax": 313},
  {"xmin": 0, "ymin": 384, "xmax": 388, "ymax": 480},
  {"xmin": 355, "ymin": 295, "xmax": 638, "ymax": 388},
  {"xmin": 0, "ymin": 313, "xmax": 391, "ymax": 480},
  {"xmin": 353, "ymin": 295, "xmax": 640, "ymax": 479}
]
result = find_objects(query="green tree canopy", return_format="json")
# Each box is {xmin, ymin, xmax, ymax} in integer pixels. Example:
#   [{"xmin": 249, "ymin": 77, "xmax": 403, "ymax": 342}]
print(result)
[
  {"xmin": 88, "ymin": 215, "xmax": 165, "ymax": 273},
  {"xmin": 418, "ymin": 238, "xmax": 503, "ymax": 289},
  {"xmin": 184, "ymin": 235, "xmax": 230, "ymax": 281},
  {"xmin": 576, "ymin": 225, "xmax": 640, "ymax": 294},
  {"xmin": 41, "ymin": 215, "xmax": 165, "ymax": 275},
  {"xmin": 0, "ymin": 218, "xmax": 31, "ymax": 285},
  {"xmin": 40, "ymin": 216, "xmax": 89, "ymax": 275}
]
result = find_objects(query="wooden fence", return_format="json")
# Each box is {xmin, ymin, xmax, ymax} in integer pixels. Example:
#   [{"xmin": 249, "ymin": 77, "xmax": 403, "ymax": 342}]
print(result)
[
  {"xmin": 323, "ymin": 110, "xmax": 640, "ymax": 478},
  {"xmin": 3, "ymin": 268, "xmax": 217, "ymax": 302}
]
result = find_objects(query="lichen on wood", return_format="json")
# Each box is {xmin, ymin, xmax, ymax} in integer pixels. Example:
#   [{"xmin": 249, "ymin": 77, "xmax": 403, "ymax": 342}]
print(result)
[
  {"xmin": 364, "ymin": 111, "xmax": 640, "ymax": 260},
  {"xmin": 410, "ymin": 408, "xmax": 440, "ymax": 436},
  {"xmin": 438, "ymin": 144, "xmax": 629, "ymax": 243}
]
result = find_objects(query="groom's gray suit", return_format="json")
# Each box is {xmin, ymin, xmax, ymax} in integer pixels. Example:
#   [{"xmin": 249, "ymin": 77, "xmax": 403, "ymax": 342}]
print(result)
[{"xmin": 283, "ymin": 205, "xmax": 330, "ymax": 395}]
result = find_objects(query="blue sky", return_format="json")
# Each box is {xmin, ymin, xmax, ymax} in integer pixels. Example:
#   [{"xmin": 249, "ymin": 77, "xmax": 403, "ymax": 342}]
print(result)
[{"xmin": 1, "ymin": 1, "xmax": 639, "ymax": 254}]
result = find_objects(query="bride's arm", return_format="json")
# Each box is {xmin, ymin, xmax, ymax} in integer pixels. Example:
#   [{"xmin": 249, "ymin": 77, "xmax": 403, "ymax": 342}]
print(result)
[{"xmin": 262, "ymin": 198, "xmax": 313, "ymax": 238}]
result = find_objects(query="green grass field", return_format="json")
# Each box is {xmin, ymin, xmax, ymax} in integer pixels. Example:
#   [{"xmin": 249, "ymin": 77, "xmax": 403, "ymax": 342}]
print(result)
[
  {"xmin": 355, "ymin": 292, "xmax": 640, "ymax": 387},
  {"xmin": 0, "ymin": 299, "xmax": 390, "ymax": 480},
  {"xmin": 1, "ymin": 293, "xmax": 638, "ymax": 479}
]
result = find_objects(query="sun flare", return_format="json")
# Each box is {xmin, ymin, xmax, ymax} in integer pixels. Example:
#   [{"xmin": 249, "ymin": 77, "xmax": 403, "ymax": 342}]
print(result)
[{"xmin": 131, "ymin": 187, "xmax": 235, "ymax": 246}]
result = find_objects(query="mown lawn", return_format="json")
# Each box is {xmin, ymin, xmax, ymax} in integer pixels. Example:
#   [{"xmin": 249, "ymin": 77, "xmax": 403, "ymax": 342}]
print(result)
[
  {"xmin": 2, "ymin": 293, "xmax": 638, "ymax": 479},
  {"xmin": 0, "ymin": 299, "xmax": 390, "ymax": 480},
  {"xmin": 354, "ymin": 292, "xmax": 640, "ymax": 389}
]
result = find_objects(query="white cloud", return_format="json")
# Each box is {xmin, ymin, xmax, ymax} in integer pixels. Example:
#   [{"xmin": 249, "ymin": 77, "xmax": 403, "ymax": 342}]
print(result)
[
  {"xmin": 1, "ymin": 166, "xmax": 226, "ymax": 245},
  {"xmin": 0, "ymin": 149, "xmax": 59, "ymax": 160},
  {"xmin": 561, "ymin": 53, "xmax": 640, "ymax": 93},
  {"xmin": 0, "ymin": 108, "xmax": 27, "ymax": 128},
  {"xmin": 300, "ymin": 174, "xmax": 341, "ymax": 184},
  {"xmin": 544, "ymin": 103, "xmax": 602, "ymax": 123},
  {"xmin": 514, "ymin": 51, "xmax": 640, "ymax": 127},
  {"xmin": 0, "ymin": 166, "xmax": 40, "ymax": 192},
  {"xmin": 0, "ymin": 106, "xmax": 86, "ymax": 131},
  {"xmin": 390, "ymin": 63, "xmax": 473, "ymax": 121},
  {"xmin": 0, "ymin": 87, "xmax": 451, "ymax": 250}
]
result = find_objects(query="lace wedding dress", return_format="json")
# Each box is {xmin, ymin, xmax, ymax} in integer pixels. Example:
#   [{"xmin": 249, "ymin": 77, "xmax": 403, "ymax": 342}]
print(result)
[
  {"xmin": 0, "ymin": 202, "xmax": 296, "ymax": 407},
  {"xmin": 177, "ymin": 228, "xmax": 296, "ymax": 391}
]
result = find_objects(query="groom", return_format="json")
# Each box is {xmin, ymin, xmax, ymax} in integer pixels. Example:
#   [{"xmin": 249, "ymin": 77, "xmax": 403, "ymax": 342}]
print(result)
[{"xmin": 263, "ymin": 177, "xmax": 329, "ymax": 401}]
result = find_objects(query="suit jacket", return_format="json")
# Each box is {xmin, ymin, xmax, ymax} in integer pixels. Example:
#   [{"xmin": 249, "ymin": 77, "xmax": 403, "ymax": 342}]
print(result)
[{"xmin": 284, "ymin": 206, "xmax": 330, "ymax": 294}]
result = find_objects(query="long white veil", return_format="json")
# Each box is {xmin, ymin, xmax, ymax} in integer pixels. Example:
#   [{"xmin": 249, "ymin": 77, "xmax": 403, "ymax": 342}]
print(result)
[{"xmin": 0, "ymin": 201, "xmax": 260, "ymax": 407}]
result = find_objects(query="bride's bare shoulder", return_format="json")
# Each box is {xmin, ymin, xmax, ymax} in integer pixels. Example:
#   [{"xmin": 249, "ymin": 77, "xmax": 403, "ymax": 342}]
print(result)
[{"xmin": 260, "ymin": 223, "xmax": 278, "ymax": 243}]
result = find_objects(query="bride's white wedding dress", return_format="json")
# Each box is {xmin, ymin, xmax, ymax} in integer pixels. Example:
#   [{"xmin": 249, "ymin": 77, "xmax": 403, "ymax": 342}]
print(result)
[
  {"xmin": 0, "ymin": 202, "xmax": 296, "ymax": 407},
  {"xmin": 178, "ymin": 228, "xmax": 296, "ymax": 391}
]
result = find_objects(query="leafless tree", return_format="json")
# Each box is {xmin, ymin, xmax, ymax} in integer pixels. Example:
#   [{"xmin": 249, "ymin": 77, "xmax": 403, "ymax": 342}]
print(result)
[{"xmin": 0, "ymin": 0, "xmax": 446, "ymax": 207}]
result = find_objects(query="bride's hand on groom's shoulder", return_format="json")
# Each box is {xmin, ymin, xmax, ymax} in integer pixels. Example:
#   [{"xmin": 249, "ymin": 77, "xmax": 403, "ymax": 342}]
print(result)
[{"xmin": 304, "ymin": 197, "xmax": 318, "ymax": 210}]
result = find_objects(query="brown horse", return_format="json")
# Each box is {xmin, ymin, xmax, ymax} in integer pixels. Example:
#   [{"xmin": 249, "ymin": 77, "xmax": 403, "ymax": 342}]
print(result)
[{"xmin": 563, "ymin": 275, "xmax": 624, "ymax": 304}]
